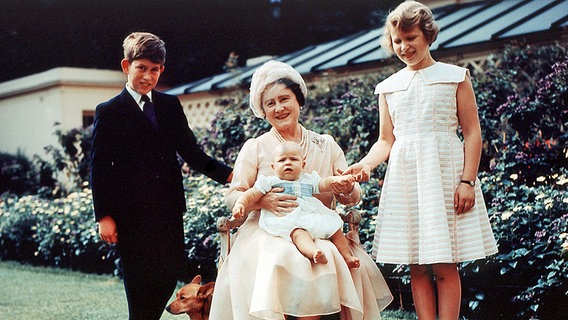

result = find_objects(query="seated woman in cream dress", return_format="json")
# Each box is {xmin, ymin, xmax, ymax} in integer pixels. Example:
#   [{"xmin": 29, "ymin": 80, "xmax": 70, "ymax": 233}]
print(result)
[{"xmin": 209, "ymin": 60, "xmax": 392, "ymax": 320}]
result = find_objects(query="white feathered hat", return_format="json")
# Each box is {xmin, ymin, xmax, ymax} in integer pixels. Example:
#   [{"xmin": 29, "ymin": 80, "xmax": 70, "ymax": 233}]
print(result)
[{"xmin": 249, "ymin": 60, "xmax": 307, "ymax": 118}]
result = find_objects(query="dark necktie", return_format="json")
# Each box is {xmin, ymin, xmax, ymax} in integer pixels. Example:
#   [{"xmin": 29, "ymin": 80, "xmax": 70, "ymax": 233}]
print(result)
[{"xmin": 141, "ymin": 95, "xmax": 158, "ymax": 130}]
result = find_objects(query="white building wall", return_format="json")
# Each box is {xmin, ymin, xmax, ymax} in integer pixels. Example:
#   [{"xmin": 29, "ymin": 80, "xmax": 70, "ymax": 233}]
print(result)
[
  {"xmin": 0, "ymin": 86, "xmax": 63, "ymax": 157},
  {"xmin": 0, "ymin": 67, "xmax": 125, "ymax": 158},
  {"xmin": 59, "ymin": 84, "xmax": 123, "ymax": 129}
]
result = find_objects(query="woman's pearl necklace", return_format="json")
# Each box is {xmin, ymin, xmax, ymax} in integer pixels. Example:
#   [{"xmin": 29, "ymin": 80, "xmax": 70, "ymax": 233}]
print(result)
[{"xmin": 271, "ymin": 125, "xmax": 309, "ymax": 160}]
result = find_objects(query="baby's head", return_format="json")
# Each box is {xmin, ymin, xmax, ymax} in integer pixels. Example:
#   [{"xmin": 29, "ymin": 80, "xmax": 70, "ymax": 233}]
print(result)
[
  {"xmin": 380, "ymin": 1, "xmax": 439, "ymax": 54},
  {"xmin": 271, "ymin": 141, "xmax": 305, "ymax": 181}
]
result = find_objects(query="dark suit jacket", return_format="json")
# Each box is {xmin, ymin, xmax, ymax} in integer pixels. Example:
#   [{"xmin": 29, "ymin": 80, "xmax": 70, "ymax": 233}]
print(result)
[
  {"xmin": 90, "ymin": 88, "xmax": 231, "ymax": 224},
  {"xmin": 90, "ymin": 88, "xmax": 231, "ymax": 278}
]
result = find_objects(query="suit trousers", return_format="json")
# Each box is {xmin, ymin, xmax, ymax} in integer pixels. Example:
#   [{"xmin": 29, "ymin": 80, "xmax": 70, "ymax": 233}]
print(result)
[{"xmin": 117, "ymin": 208, "xmax": 186, "ymax": 320}]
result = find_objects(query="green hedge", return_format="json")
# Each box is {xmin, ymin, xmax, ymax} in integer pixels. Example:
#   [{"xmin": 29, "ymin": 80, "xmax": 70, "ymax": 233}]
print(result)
[
  {"xmin": 0, "ymin": 42, "xmax": 566, "ymax": 319},
  {"xmin": 0, "ymin": 188, "xmax": 117, "ymax": 274}
]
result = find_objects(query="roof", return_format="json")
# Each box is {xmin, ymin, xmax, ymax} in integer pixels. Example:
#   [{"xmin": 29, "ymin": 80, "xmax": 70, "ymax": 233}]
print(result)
[
  {"xmin": 166, "ymin": 0, "xmax": 568, "ymax": 95},
  {"xmin": 0, "ymin": 67, "xmax": 126, "ymax": 99}
]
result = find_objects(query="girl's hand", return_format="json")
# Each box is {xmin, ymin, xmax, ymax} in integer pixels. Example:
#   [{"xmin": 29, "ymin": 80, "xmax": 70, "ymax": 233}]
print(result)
[
  {"xmin": 454, "ymin": 183, "xmax": 476, "ymax": 214},
  {"xmin": 341, "ymin": 164, "xmax": 371, "ymax": 182},
  {"xmin": 259, "ymin": 187, "xmax": 298, "ymax": 217}
]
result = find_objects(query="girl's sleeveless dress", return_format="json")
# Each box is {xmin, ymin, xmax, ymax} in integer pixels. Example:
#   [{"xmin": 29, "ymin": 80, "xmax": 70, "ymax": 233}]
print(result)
[
  {"xmin": 257, "ymin": 171, "xmax": 343, "ymax": 241},
  {"xmin": 372, "ymin": 62, "xmax": 498, "ymax": 265}
]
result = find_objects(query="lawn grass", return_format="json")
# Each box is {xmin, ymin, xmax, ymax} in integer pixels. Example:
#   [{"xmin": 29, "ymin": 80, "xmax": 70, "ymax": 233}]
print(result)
[
  {"xmin": 0, "ymin": 260, "xmax": 179, "ymax": 320},
  {"xmin": 0, "ymin": 260, "xmax": 415, "ymax": 319}
]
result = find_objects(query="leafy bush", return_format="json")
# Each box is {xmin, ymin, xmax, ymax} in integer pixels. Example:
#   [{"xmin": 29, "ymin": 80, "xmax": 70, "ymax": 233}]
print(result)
[
  {"xmin": 199, "ymin": 93, "xmax": 271, "ymax": 165},
  {"xmin": 0, "ymin": 189, "xmax": 118, "ymax": 274},
  {"xmin": 182, "ymin": 175, "xmax": 230, "ymax": 282},
  {"xmin": 0, "ymin": 176, "xmax": 230, "ymax": 279},
  {"xmin": 457, "ymin": 44, "xmax": 568, "ymax": 319},
  {"xmin": 0, "ymin": 152, "xmax": 35, "ymax": 196},
  {"xmin": 461, "ymin": 172, "xmax": 568, "ymax": 319},
  {"xmin": 0, "ymin": 125, "xmax": 92, "ymax": 198},
  {"xmin": 474, "ymin": 43, "xmax": 568, "ymax": 184}
]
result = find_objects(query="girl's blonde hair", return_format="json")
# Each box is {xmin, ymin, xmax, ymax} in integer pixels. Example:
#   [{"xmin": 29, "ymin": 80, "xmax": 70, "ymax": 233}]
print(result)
[{"xmin": 380, "ymin": 1, "xmax": 440, "ymax": 54}]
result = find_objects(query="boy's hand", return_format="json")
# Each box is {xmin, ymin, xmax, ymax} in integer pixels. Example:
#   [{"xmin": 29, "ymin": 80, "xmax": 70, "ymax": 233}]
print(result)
[{"xmin": 98, "ymin": 215, "xmax": 118, "ymax": 244}]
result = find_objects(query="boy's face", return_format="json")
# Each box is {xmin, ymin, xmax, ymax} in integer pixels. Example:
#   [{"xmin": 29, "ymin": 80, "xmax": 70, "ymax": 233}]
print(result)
[
  {"xmin": 271, "ymin": 147, "xmax": 304, "ymax": 181},
  {"xmin": 121, "ymin": 58, "xmax": 164, "ymax": 95}
]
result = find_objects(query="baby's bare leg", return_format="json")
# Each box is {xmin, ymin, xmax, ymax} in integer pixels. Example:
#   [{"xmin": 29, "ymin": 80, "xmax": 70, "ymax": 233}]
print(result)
[
  {"xmin": 330, "ymin": 229, "xmax": 360, "ymax": 268},
  {"xmin": 290, "ymin": 228, "xmax": 327, "ymax": 264}
]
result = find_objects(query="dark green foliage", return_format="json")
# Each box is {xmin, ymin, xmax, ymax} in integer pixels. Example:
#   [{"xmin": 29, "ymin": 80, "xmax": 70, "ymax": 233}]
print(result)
[
  {"xmin": 474, "ymin": 43, "xmax": 568, "ymax": 185},
  {"xmin": 459, "ymin": 44, "xmax": 567, "ymax": 319},
  {"xmin": 0, "ymin": 191, "xmax": 118, "ymax": 275},
  {"xmin": 0, "ymin": 152, "xmax": 35, "ymax": 196}
]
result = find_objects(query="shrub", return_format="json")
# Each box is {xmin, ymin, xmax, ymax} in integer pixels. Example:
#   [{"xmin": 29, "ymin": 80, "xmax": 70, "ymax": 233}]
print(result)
[
  {"xmin": 0, "ymin": 176, "xmax": 230, "ymax": 279},
  {"xmin": 0, "ymin": 189, "xmax": 118, "ymax": 274},
  {"xmin": 0, "ymin": 152, "xmax": 36, "ymax": 196},
  {"xmin": 0, "ymin": 125, "xmax": 93, "ymax": 198},
  {"xmin": 460, "ymin": 172, "xmax": 568, "ymax": 319},
  {"xmin": 37, "ymin": 126, "xmax": 93, "ymax": 197},
  {"xmin": 182, "ymin": 175, "xmax": 230, "ymax": 282},
  {"xmin": 474, "ymin": 43, "xmax": 568, "ymax": 183}
]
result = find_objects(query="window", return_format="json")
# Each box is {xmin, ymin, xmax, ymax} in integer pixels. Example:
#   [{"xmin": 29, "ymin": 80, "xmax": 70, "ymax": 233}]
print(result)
[{"xmin": 82, "ymin": 110, "xmax": 95, "ymax": 128}]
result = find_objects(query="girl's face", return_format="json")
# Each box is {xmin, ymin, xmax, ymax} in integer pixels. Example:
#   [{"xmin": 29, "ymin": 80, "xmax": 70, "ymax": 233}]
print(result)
[
  {"xmin": 261, "ymin": 83, "xmax": 301, "ymax": 133},
  {"xmin": 390, "ymin": 25, "xmax": 435, "ymax": 70}
]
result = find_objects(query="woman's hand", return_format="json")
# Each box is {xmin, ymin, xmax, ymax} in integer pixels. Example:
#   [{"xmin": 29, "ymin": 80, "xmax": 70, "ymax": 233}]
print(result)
[
  {"xmin": 258, "ymin": 187, "xmax": 298, "ymax": 217},
  {"xmin": 342, "ymin": 163, "xmax": 372, "ymax": 182},
  {"xmin": 232, "ymin": 203, "xmax": 246, "ymax": 219},
  {"xmin": 454, "ymin": 184, "xmax": 475, "ymax": 214}
]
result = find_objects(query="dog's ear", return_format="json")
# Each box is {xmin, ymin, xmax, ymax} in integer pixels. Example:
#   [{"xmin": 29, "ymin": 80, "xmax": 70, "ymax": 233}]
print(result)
[
  {"xmin": 197, "ymin": 282, "xmax": 215, "ymax": 299},
  {"xmin": 190, "ymin": 275, "xmax": 202, "ymax": 285}
]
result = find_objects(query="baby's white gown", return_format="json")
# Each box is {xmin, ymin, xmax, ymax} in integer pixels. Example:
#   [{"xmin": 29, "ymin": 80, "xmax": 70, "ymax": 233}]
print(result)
[{"xmin": 256, "ymin": 171, "xmax": 343, "ymax": 241}]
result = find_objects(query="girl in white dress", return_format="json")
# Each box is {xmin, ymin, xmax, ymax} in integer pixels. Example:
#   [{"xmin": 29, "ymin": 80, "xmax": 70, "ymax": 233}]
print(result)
[
  {"xmin": 344, "ymin": 2, "xmax": 498, "ymax": 319},
  {"xmin": 233, "ymin": 141, "xmax": 360, "ymax": 268}
]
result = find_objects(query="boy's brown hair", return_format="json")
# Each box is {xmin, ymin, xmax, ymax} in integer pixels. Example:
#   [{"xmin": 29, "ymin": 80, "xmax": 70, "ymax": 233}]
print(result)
[{"xmin": 123, "ymin": 32, "xmax": 166, "ymax": 65}]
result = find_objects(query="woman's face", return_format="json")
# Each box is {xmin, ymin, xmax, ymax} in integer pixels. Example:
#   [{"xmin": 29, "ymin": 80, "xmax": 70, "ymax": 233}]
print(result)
[{"xmin": 261, "ymin": 83, "xmax": 300, "ymax": 132}]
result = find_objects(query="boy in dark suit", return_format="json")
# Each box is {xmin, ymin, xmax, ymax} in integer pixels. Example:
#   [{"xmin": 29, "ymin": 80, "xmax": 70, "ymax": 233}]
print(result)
[{"xmin": 90, "ymin": 32, "xmax": 232, "ymax": 320}]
